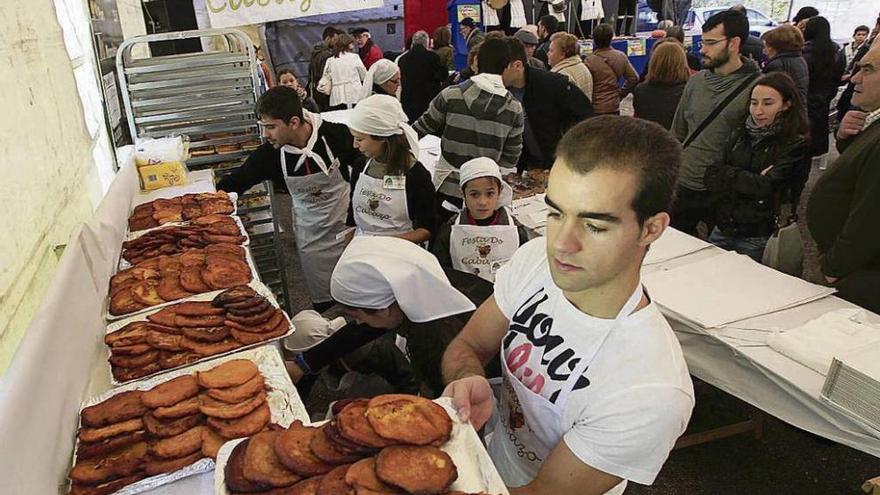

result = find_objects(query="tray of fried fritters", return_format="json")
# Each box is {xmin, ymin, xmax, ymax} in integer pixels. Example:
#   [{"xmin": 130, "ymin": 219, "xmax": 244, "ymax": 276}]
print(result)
[
  {"xmin": 68, "ymin": 347, "xmax": 308, "ymax": 495},
  {"xmin": 214, "ymin": 394, "xmax": 509, "ymax": 495},
  {"xmin": 120, "ymin": 214, "xmax": 249, "ymax": 268},
  {"xmin": 107, "ymin": 244, "xmax": 257, "ymax": 319},
  {"xmin": 105, "ymin": 284, "xmax": 294, "ymax": 384},
  {"xmin": 127, "ymin": 192, "xmax": 236, "ymax": 233}
]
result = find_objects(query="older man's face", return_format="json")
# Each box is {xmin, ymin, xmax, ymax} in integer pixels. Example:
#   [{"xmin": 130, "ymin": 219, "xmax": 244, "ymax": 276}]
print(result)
[{"xmin": 852, "ymin": 44, "xmax": 880, "ymax": 111}]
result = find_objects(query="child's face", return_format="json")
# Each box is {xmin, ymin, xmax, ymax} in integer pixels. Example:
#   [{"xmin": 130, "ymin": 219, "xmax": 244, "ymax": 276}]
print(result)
[
  {"xmin": 463, "ymin": 177, "xmax": 500, "ymax": 220},
  {"xmin": 279, "ymin": 73, "xmax": 299, "ymax": 89}
]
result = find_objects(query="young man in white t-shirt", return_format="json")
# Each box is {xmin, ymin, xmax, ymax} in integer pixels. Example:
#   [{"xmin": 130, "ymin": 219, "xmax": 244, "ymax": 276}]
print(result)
[{"xmin": 441, "ymin": 116, "xmax": 695, "ymax": 495}]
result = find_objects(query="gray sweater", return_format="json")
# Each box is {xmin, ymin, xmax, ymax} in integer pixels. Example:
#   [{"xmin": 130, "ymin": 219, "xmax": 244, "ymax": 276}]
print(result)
[
  {"xmin": 414, "ymin": 79, "xmax": 524, "ymax": 172},
  {"xmin": 671, "ymin": 58, "xmax": 760, "ymax": 191}
]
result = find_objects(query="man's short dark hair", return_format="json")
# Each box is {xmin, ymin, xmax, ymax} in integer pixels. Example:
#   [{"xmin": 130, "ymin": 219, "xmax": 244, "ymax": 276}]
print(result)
[
  {"xmin": 592, "ymin": 23, "xmax": 614, "ymax": 49},
  {"xmin": 256, "ymin": 86, "xmax": 304, "ymax": 123},
  {"xmin": 702, "ymin": 10, "xmax": 749, "ymax": 46},
  {"xmin": 322, "ymin": 27, "xmax": 338, "ymax": 40},
  {"xmin": 855, "ymin": 25, "xmax": 871, "ymax": 35},
  {"xmin": 477, "ymin": 38, "xmax": 513, "ymax": 74},
  {"xmin": 539, "ymin": 15, "xmax": 559, "ymax": 34},
  {"xmin": 504, "ymin": 37, "xmax": 528, "ymax": 64},
  {"xmin": 555, "ymin": 116, "xmax": 681, "ymax": 225}
]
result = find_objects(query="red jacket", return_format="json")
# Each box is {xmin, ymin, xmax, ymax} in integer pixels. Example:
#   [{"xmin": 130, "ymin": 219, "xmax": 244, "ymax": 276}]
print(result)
[{"xmin": 360, "ymin": 41, "xmax": 384, "ymax": 69}]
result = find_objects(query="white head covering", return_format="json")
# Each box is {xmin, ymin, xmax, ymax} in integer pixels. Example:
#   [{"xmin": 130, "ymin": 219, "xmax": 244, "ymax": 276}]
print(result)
[
  {"xmin": 459, "ymin": 157, "xmax": 513, "ymax": 207},
  {"xmin": 348, "ymin": 94, "xmax": 420, "ymax": 159},
  {"xmin": 330, "ymin": 237, "xmax": 476, "ymax": 323},
  {"xmin": 359, "ymin": 59, "xmax": 399, "ymax": 100}
]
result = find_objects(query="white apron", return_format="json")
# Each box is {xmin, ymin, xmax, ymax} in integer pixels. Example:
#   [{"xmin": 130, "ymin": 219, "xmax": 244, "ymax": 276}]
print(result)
[
  {"xmin": 510, "ymin": 0, "xmax": 527, "ymax": 27},
  {"xmin": 580, "ymin": 0, "xmax": 604, "ymax": 20},
  {"xmin": 482, "ymin": 0, "xmax": 501, "ymax": 26},
  {"xmin": 449, "ymin": 209, "xmax": 519, "ymax": 283},
  {"xmin": 488, "ymin": 284, "xmax": 644, "ymax": 494},
  {"xmin": 280, "ymin": 130, "xmax": 351, "ymax": 304},
  {"xmin": 352, "ymin": 160, "xmax": 413, "ymax": 237}
]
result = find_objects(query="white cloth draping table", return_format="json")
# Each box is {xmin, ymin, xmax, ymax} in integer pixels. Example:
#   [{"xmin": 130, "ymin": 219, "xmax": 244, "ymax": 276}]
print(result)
[
  {"xmin": 642, "ymin": 247, "xmax": 880, "ymax": 457},
  {"xmin": 0, "ymin": 164, "xmax": 307, "ymax": 494}
]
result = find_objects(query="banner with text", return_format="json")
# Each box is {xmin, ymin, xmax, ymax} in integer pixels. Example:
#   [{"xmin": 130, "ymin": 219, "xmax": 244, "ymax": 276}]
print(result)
[{"xmin": 207, "ymin": 0, "xmax": 384, "ymax": 28}]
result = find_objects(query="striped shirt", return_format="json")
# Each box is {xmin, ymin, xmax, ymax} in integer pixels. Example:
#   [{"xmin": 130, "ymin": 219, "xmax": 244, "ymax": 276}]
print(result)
[{"xmin": 414, "ymin": 80, "xmax": 524, "ymax": 190}]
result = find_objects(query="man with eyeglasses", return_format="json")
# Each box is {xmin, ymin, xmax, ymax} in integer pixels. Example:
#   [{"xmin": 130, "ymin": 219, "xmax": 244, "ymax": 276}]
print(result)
[{"xmin": 670, "ymin": 10, "xmax": 760, "ymax": 236}]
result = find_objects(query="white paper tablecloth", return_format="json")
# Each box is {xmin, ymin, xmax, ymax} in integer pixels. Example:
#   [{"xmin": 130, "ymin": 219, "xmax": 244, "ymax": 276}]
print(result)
[
  {"xmin": 0, "ymin": 164, "xmax": 303, "ymax": 494},
  {"xmin": 643, "ymin": 247, "xmax": 880, "ymax": 457}
]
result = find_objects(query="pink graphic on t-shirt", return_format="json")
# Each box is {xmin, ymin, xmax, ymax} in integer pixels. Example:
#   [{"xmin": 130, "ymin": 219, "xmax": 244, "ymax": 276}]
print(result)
[{"xmin": 507, "ymin": 342, "xmax": 545, "ymax": 394}]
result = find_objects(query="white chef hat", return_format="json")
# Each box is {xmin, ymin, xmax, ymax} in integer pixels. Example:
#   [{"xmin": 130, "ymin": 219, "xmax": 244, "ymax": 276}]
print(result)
[
  {"xmin": 349, "ymin": 94, "xmax": 420, "ymax": 160},
  {"xmin": 330, "ymin": 236, "xmax": 476, "ymax": 323},
  {"xmin": 359, "ymin": 59, "xmax": 399, "ymax": 100},
  {"xmin": 459, "ymin": 157, "xmax": 513, "ymax": 207}
]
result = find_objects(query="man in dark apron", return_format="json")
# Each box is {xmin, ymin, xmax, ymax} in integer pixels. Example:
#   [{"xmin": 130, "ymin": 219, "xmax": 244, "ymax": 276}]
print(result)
[
  {"xmin": 218, "ymin": 86, "xmax": 363, "ymax": 312},
  {"xmin": 441, "ymin": 116, "xmax": 694, "ymax": 494}
]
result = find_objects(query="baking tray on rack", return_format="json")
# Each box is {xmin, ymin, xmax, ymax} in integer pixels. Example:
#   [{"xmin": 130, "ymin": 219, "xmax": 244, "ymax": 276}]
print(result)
[{"xmin": 68, "ymin": 345, "xmax": 308, "ymax": 495}]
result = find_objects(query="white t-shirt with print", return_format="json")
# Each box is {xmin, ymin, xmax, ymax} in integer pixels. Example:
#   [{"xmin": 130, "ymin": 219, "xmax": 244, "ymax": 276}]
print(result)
[{"xmin": 488, "ymin": 237, "xmax": 695, "ymax": 487}]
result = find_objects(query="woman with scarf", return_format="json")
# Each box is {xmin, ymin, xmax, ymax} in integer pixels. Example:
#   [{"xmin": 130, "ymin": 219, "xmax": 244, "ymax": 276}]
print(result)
[
  {"xmin": 346, "ymin": 94, "xmax": 438, "ymax": 244},
  {"xmin": 704, "ymin": 72, "xmax": 808, "ymax": 262},
  {"xmin": 358, "ymin": 59, "xmax": 400, "ymax": 100}
]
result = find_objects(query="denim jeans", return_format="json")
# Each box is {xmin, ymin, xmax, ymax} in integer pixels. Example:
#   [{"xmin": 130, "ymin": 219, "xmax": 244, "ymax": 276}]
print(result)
[{"xmin": 708, "ymin": 227, "xmax": 768, "ymax": 263}]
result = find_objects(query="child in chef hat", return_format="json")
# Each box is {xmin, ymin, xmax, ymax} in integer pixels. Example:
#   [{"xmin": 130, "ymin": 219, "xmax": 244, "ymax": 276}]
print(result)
[{"xmin": 430, "ymin": 157, "xmax": 529, "ymax": 282}]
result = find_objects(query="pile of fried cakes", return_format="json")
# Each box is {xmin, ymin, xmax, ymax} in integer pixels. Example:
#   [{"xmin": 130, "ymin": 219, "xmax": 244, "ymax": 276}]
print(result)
[
  {"xmin": 503, "ymin": 171, "xmax": 547, "ymax": 200},
  {"xmin": 69, "ymin": 359, "xmax": 273, "ymax": 495},
  {"xmin": 109, "ymin": 245, "xmax": 252, "ymax": 316},
  {"xmin": 128, "ymin": 192, "xmax": 235, "ymax": 232},
  {"xmin": 224, "ymin": 394, "xmax": 491, "ymax": 495},
  {"xmin": 122, "ymin": 215, "xmax": 246, "ymax": 265},
  {"xmin": 106, "ymin": 286, "xmax": 288, "ymax": 382}
]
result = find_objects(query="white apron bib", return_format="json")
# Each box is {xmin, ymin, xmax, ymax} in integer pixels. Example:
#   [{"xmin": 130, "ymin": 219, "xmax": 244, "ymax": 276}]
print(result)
[
  {"xmin": 482, "ymin": 0, "xmax": 501, "ymax": 26},
  {"xmin": 449, "ymin": 209, "xmax": 519, "ymax": 283},
  {"xmin": 352, "ymin": 160, "xmax": 413, "ymax": 237},
  {"xmin": 488, "ymin": 284, "xmax": 644, "ymax": 494},
  {"xmin": 510, "ymin": 0, "xmax": 527, "ymax": 27},
  {"xmin": 280, "ymin": 131, "xmax": 350, "ymax": 303}
]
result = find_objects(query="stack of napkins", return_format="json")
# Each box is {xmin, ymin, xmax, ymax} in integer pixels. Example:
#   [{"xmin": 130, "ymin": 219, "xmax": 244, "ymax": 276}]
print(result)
[
  {"xmin": 510, "ymin": 194, "xmax": 548, "ymax": 234},
  {"xmin": 767, "ymin": 309, "xmax": 880, "ymax": 375},
  {"xmin": 644, "ymin": 227, "xmax": 712, "ymax": 265},
  {"xmin": 643, "ymin": 251, "xmax": 836, "ymax": 328},
  {"xmin": 822, "ymin": 340, "xmax": 880, "ymax": 433}
]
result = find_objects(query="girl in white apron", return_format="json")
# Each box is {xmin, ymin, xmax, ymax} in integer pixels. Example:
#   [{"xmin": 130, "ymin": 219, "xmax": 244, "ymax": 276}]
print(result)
[
  {"xmin": 345, "ymin": 95, "xmax": 438, "ymax": 244},
  {"xmin": 431, "ymin": 157, "xmax": 527, "ymax": 282}
]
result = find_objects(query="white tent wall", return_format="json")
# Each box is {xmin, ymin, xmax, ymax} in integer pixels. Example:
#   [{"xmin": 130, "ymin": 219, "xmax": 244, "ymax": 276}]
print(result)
[
  {"xmin": 0, "ymin": 0, "xmax": 116, "ymax": 373},
  {"xmin": 788, "ymin": 0, "xmax": 879, "ymax": 39}
]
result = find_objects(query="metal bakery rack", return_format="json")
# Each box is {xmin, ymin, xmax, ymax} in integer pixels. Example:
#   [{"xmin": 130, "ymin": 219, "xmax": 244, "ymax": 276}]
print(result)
[{"xmin": 116, "ymin": 28, "xmax": 292, "ymax": 312}]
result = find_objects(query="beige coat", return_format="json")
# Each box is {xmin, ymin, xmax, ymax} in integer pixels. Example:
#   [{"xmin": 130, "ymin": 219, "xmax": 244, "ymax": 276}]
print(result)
[{"xmin": 551, "ymin": 55, "xmax": 593, "ymax": 102}]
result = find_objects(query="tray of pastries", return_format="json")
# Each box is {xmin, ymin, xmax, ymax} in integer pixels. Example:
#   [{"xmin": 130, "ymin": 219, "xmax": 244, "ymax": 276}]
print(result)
[
  {"xmin": 120, "ymin": 215, "xmax": 249, "ymax": 267},
  {"xmin": 107, "ymin": 244, "xmax": 257, "ymax": 319},
  {"xmin": 503, "ymin": 171, "xmax": 548, "ymax": 200},
  {"xmin": 128, "ymin": 192, "xmax": 236, "ymax": 233},
  {"xmin": 214, "ymin": 394, "xmax": 508, "ymax": 495},
  {"xmin": 105, "ymin": 284, "xmax": 294, "ymax": 384},
  {"xmin": 67, "ymin": 346, "xmax": 308, "ymax": 495}
]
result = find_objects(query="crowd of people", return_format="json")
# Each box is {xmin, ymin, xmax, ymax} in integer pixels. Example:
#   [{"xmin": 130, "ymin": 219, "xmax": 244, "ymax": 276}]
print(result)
[{"xmin": 213, "ymin": 6, "xmax": 880, "ymax": 493}]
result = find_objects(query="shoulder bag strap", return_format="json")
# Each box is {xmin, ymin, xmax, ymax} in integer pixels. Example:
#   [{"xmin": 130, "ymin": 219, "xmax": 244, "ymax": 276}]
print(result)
[{"xmin": 683, "ymin": 73, "xmax": 758, "ymax": 148}]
